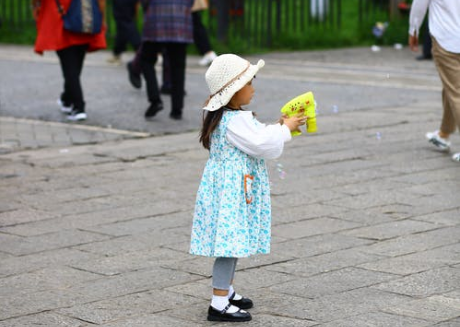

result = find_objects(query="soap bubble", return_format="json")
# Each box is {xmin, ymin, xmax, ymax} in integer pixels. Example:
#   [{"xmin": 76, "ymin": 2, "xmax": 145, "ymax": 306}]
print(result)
[
  {"xmin": 276, "ymin": 162, "xmax": 286, "ymax": 180},
  {"xmin": 376, "ymin": 132, "xmax": 382, "ymax": 140},
  {"xmin": 332, "ymin": 105, "xmax": 339, "ymax": 113}
]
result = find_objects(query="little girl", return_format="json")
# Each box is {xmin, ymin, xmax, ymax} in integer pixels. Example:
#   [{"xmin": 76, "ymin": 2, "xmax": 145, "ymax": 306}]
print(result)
[{"xmin": 190, "ymin": 54, "xmax": 305, "ymax": 322}]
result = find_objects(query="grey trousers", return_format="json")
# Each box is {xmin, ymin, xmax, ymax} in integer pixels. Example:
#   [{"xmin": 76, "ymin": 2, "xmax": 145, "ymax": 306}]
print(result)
[{"xmin": 212, "ymin": 257, "xmax": 238, "ymax": 290}]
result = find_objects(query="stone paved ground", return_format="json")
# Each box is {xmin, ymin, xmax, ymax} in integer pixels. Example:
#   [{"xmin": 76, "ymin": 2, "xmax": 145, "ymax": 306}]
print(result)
[{"xmin": 0, "ymin": 45, "xmax": 459, "ymax": 327}]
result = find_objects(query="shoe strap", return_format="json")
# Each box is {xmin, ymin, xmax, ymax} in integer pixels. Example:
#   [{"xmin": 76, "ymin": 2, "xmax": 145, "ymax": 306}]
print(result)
[
  {"xmin": 229, "ymin": 292, "xmax": 235, "ymax": 301},
  {"xmin": 221, "ymin": 304, "xmax": 232, "ymax": 314}
]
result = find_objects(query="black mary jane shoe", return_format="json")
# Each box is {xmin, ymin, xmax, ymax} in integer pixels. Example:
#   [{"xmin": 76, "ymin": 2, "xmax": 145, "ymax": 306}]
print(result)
[
  {"xmin": 207, "ymin": 304, "xmax": 252, "ymax": 322},
  {"xmin": 229, "ymin": 292, "xmax": 254, "ymax": 310}
]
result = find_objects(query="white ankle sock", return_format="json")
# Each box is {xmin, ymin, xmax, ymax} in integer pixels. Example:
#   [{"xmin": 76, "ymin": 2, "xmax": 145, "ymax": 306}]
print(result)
[
  {"xmin": 211, "ymin": 295, "xmax": 229, "ymax": 311},
  {"xmin": 228, "ymin": 285, "xmax": 243, "ymax": 300}
]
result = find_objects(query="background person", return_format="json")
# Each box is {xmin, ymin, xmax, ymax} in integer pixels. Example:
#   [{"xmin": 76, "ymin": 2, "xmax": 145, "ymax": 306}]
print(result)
[
  {"xmin": 139, "ymin": 0, "xmax": 194, "ymax": 120},
  {"xmin": 409, "ymin": 0, "xmax": 460, "ymax": 162},
  {"xmin": 191, "ymin": 0, "xmax": 217, "ymax": 66},
  {"xmin": 107, "ymin": 0, "xmax": 141, "ymax": 65},
  {"xmin": 33, "ymin": 0, "xmax": 107, "ymax": 121}
]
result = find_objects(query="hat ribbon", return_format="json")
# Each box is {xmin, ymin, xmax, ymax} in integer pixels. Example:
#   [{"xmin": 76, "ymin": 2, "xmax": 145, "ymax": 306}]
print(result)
[{"xmin": 208, "ymin": 61, "xmax": 251, "ymax": 101}]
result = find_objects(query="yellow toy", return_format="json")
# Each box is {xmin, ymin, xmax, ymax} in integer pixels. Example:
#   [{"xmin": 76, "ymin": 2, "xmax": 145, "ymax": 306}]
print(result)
[{"xmin": 280, "ymin": 91, "xmax": 317, "ymax": 136}]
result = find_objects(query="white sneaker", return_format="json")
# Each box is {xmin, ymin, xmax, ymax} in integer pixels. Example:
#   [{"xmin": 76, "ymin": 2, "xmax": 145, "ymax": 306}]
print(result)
[
  {"xmin": 199, "ymin": 51, "xmax": 217, "ymax": 66},
  {"xmin": 66, "ymin": 111, "xmax": 87, "ymax": 121},
  {"xmin": 452, "ymin": 153, "xmax": 460, "ymax": 162},
  {"xmin": 57, "ymin": 99, "xmax": 72, "ymax": 114},
  {"xmin": 426, "ymin": 130, "xmax": 450, "ymax": 152}
]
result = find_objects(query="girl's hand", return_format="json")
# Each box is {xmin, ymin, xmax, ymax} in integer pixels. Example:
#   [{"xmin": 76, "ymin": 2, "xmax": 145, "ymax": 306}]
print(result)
[{"xmin": 281, "ymin": 114, "xmax": 307, "ymax": 133}]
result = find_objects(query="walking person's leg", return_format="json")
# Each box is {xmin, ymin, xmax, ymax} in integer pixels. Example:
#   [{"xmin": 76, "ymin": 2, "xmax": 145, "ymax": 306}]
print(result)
[
  {"xmin": 167, "ymin": 43, "xmax": 187, "ymax": 119},
  {"xmin": 56, "ymin": 44, "xmax": 88, "ymax": 121},
  {"xmin": 193, "ymin": 11, "xmax": 212, "ymax": 55},
  {"xmin": 140, "ymin": 42, "xmax": 163, "ymax": 119},
  {"xmin": 192, "ymin": 11, "xmax": 217, "ymax": 66},
  {"xmin": 113, "ymin": 20, "xmax": 129, "ymax": 57},
  {"xmin": 429, "ymin": 37, "xmax": 460, "ymax": 160},
  {"xmin": 108, "ymin": 0, "xmax": 125, "ymax": 64},
  {"xmin": 208, "ymin": 257, "xmax": 251, "ymax": 322},
  {"xmin": 125, "ymin": 22, "xmax": 141, "ymax": 51}
]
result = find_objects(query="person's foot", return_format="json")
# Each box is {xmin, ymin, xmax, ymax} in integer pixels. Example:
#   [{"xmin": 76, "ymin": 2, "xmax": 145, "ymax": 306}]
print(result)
[
  {"xmin": 57, "ymin": 99, "xmax": 72, "ymax": 114},
  {"xmin": 107, "ymin": 55, "xmax": 121, "ymax": 65},
  {"xmin": 426, "ymin": 130, "xmax": 451, "ymax": 152},
  {"xmin": 66, "ymin": 110, "xmax": 87, "ymax": 121},
  {"xmin": 229, "ymin": 292, "xmax": 253, "ymax": 310},
  {"xmin": 145, "ymin": 102, "xmax": 164, "ymax": 119},
  {"xmin": 127, "ymin": 62, "xmax": 142, "ymax": 89},
  {"xmin": 169, "ymin": 112, "xmax": 182, "ymax": 120},
  {"xmin": 199, "ymin": 51, "xmax": 217, "ymax": 66},
  {"xmin": 416, "ymin": 54, "xmax": 432, "ymax": 61},
  {"xmin": 452, "ymin": 153, "xmax": 460, "ymax": 162},
  {"xmin": 207, "ymin": 305, "xmax": 251, "ymax": 322}
]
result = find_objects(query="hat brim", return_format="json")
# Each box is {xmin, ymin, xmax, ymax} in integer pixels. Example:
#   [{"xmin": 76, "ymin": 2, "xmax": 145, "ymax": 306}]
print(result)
[{"xmin": 203, "ymin": 59, "xmax": 265, "ymax": 111}]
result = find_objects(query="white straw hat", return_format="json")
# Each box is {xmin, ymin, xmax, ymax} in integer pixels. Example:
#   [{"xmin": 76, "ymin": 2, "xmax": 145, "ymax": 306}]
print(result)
[{"xmin": 203, "ymin": 54, "xmax": 265, "ymax": 111}]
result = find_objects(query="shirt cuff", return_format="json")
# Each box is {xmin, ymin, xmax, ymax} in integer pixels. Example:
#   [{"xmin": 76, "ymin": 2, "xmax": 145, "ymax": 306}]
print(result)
[{"xmin": 280, "ymin": 124, "xmax": 292, "ymax": 142}]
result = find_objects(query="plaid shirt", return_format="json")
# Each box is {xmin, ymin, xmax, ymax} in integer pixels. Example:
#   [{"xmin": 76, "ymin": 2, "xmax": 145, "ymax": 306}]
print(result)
[{"xmin": 141, "ymin": 0, "xmax": 194, "ymax": 43}]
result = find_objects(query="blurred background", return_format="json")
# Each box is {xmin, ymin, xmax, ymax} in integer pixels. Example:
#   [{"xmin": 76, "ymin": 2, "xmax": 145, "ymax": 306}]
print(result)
[{"xmin": 0, "ymin": 0, "xmax": 420, "ymax": 53}]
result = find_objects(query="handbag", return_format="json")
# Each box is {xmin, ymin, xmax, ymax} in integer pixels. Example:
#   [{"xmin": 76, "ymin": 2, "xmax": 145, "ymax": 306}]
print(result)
[
  {"xmin": 191, "ymin": 0, "xmax": 208, "ymax": 12},
  {"xmin": 54, "ymin": 0, "xmax": 102, "ymax": 34}
]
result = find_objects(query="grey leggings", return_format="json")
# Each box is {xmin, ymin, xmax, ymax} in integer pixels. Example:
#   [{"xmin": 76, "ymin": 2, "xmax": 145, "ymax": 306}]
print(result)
[{"xmin": 212, "ymin": 257, "xmax": 238, "ymax": 290}]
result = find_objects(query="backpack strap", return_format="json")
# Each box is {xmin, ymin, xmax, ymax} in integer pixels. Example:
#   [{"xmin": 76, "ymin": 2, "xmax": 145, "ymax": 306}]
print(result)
[{"xmin": 54, "ymin": 0, "xmax": 65, "ymax": 16}]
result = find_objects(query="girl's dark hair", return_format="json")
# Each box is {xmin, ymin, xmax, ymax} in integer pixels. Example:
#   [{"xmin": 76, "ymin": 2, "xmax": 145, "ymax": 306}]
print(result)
[{"xmin": 199, "ymin": 108, "xmax": 225, "ymax": 150}]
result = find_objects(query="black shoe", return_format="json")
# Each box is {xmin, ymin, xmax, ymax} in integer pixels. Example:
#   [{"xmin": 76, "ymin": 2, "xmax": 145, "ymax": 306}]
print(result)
[
  {"xmin": 416, "ymin": 54, "xmax": 432, "ymax": 61},
  {"xmin": 145, "ymin": 102, "xmax": 163, "ymax": 119},
  {"xmin": 207, "ymin": 305, "xmax": 252, "ymax": 322},
  {"xmin": 169, "ymin": 112, "xmax": 182, "ymax": 120},
  {"xmin": 229, "ymin": 292, "xmax": 254, "ymax": 309},
  {"xmin": 127, "ymin": 62, "xmax": 142, "ymax": 89}
]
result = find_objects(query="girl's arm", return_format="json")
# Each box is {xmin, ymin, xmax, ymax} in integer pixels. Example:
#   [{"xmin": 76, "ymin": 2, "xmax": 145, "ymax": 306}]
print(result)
[{"xmin": 226, "ymin": 112, "xmax": 292, "ymax": 160}]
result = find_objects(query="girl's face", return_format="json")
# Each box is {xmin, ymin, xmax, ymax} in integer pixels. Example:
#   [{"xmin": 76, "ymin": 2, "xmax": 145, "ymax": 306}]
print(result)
[{"xmin": 228, "ymin": 80, "xmax": 254, "ymax": 109}]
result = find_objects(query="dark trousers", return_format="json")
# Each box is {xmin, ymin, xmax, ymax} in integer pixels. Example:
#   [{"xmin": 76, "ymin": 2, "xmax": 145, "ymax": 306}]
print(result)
[
  {"xmin": 192, "ymin": 11, "xmax": 212, "ymax": 55},
  {"xmin": 56, "ymin": 44, "xmax": 87, "ymax": 112},
  {"xmin": 112, "ymin": 0, "xmax": 141, "ymax": 55},
  {"xmin": 140, "ymin": 42, "xmax": 187, "ymax": 115},
  {"xmin": 422, "ymin": 21, "xmax": 432, "ymax": 59}
]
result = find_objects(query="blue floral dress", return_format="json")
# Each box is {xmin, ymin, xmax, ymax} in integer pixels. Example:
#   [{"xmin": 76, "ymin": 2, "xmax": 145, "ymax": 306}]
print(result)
[{"xmin": 190, "ymin": 110, "xmax": 272, "ymax": 258}]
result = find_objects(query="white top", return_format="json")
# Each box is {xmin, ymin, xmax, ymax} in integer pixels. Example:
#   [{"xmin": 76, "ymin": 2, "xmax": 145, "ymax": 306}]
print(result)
[
  {"xmin": 226, "ymin": 111, "xmax": 292, "ymax": 160},
  {"xmin": 409, "ymin": 0, "xmax": 460, "ymax": 53}
]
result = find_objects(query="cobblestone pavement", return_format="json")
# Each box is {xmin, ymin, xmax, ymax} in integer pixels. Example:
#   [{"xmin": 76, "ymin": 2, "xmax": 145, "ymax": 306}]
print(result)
[{"xmin": 0, "ymin": 45, "xmax": 459, "ymax": 327}]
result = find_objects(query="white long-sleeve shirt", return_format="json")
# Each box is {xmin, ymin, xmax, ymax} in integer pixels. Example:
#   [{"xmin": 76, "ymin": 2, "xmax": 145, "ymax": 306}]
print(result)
[
  {"xmin": 226, "ymin": 111, "xmax": 292, "ymax": 160},
  {"xmin": 409, "ymin": 0, "xmax": 460, "ymax": 53}
]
